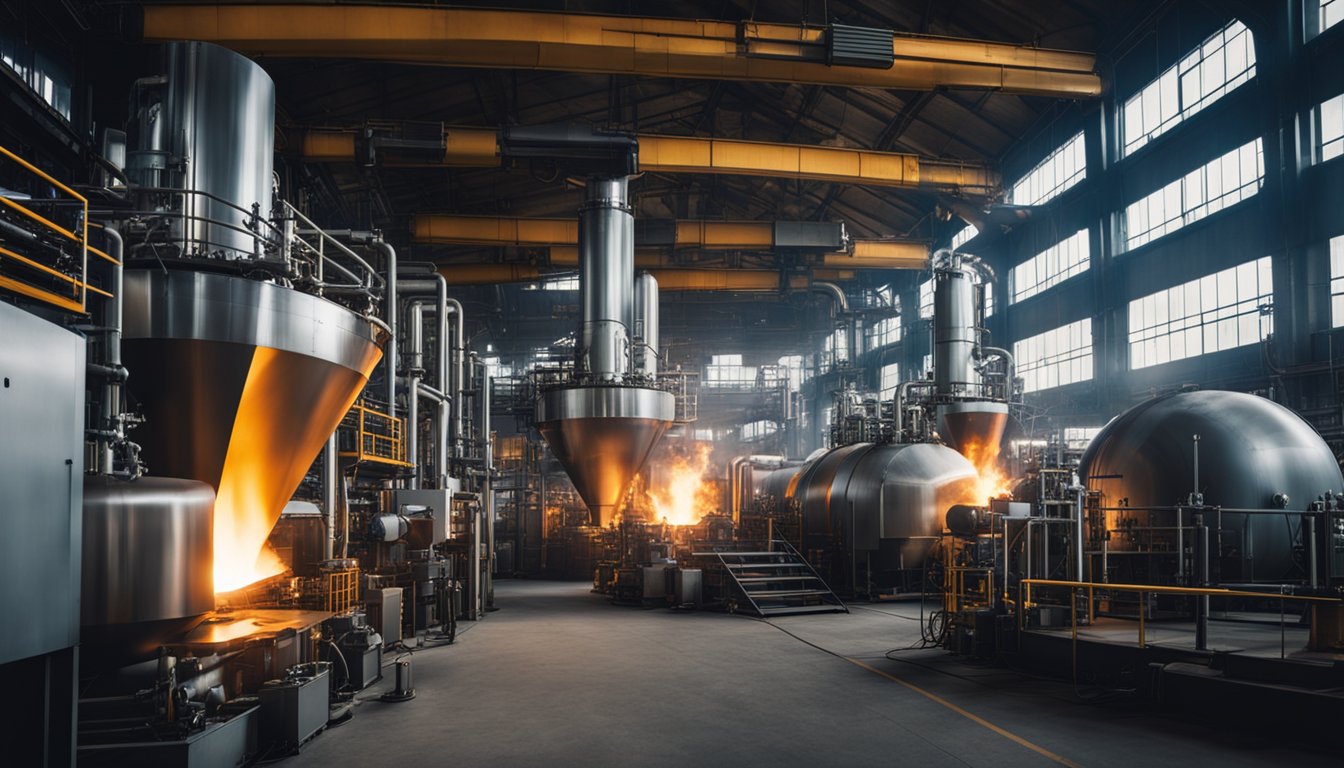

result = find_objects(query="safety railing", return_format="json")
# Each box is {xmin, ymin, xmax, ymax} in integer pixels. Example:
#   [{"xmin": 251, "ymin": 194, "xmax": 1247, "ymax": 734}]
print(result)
[
  {"xmin": 340, "ymin": 401, "xmax": 410, "ymax": 466},
  {"xmin": 0, "ymin": 144, "xmax": 95, "ymax": 312},
  {"xmin": 1020, "ymin": 578, "xmax": 1341, "ymax": 658}
]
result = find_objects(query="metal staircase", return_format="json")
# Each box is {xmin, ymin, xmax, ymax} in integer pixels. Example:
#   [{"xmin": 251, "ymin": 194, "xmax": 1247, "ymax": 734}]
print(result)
[{"xmin": 698, "ymin": 540, "xmax": 847, "ymax": 617}]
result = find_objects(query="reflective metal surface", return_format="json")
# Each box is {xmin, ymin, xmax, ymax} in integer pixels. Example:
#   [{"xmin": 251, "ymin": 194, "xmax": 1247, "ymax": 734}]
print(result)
[
  {"xmin": 633, "ymin": 271, "xmax": 660, "ymax": 377},
  {"xmin": 0, "ymin": 303, "xmax": 83, "ymax": 665},
  {"xmin": 578, "ymin": 177, "xmax": 634, "ymax": 379},
  {"xmin": 785, "ymin": 442, "xmax": 979, "ymax": 592},
  {"xmin": 122, "ymin": 269, "xmax": 383, "ymax": 592},
  {"xmin": 933, "ymin": 266, "xmax": 976, "ymax": 396},
  {"xmin": 129, "ymin": 42, "xmax": 276, "ymax": 260},
  {"xmin": 1081, "ymin": 390, "xmax": 1344, "ymax": 581},
  {"xmin": 536, "ymin": 385, "xmax": 675, "ymax": 526},
  {"xmin": 937, "ymin": 400, "xmax": 1009, "ymax": 457},
  {"xmin": 81, "ymin": 476, "xmax": 215, "ymax": 665}
]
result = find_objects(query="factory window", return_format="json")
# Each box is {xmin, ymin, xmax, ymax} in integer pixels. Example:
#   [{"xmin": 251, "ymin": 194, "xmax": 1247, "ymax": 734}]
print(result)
[
  {"xmin": 1323, "ymin": 0, "xmax": 1343, "ymax": 33},
  {"xmin": 1123, "ymin": 138, "xmax": 1264, "ymax": 250},
  {"xmin": 1012, "ymin": 229, "xmax": 1091, "ymax": 303},
  {"xmin": 983, "ymin": 281, "xmax": 994, "ymax": 317},
  {"xmin": 1064, "ymin": 426, "xmax": 1101, "ymax": 448},
  {"xmin": 879, "ymin": 362, "xmax": 900, "ymax": 398},
  {"xmin": 1009, "ymin": 132, "xmax": 1086, "ymax": 206},
  {"xmin": 704, "ymin": 354, "xmax": 757, "ymax": 387},
  {"xmin": 1014, "ymin": 318, "xmax": 1094, "ymax": 393},
  {"xmin": 1330, "ymin": 236, "xmax": 1344, "ymax": 327},
  {"xmin": 777, "ymin": 355, "xmax": 805, "ymax": 390},
  {"xmin": 867, "ymin": 316, "xmax": 902, "ymax": 350},
  {"xmin": 0, "ymin": 37, "xmax": 73, "ymax": 121},
  {"xmin": 1318, "ymin": 93, "xmax": 1344, "ymax": 163},
  {"xmin": 921, "ymin": 353, "xmax": 933, "ymax": 378},
  {"xmin": 1121, "ymin": 20, "xmax": 1256, "ymax": 157},
  {"xmin": 741, "ymin": 420, "xmax": 778, "ymax": 441},
  {"xmin": 951, "ymin": 224, "xmax": 978, "ymax": 250},
  {"xmin": 1128, "ymin": 256, "xmax": 1273, "ymax": 369},
  {"xmin": 918, "ymin": 278, "xmax": 934, "ymax": 319}
]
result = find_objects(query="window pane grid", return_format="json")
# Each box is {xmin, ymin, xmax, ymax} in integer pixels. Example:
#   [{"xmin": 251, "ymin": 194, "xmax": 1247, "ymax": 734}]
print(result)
[
  {"xmin": 1124, "ymin": 138, "xmax": 1264, "ymax": 250},
  {"xmin": 1122, "ymin": 20, "xmax": 1256, "ymax": 156},
  {"xmin": 1128, "ymin": 256, "xmax": 1274, "ymax": 369},
  {"xmin": 1324, "ymin": 0, "xmax": 1343, "ymax": 33},
  {"xmin": 1012, "ymin": 229, "xmax": 1091, "ymax": 303},
  {"xmin": 879, "ymin": 363, "xmax": 901, "ymax": 398},
  {"xmin": 1331, "ymin": 236, "xmax": 1344, "ymax": 328},
  {"xmin": 919, "ymin": 278, "xmax": 934, "ymax": 319},
  {"xmin": 951, "ymin": 224, "xmax": 979, "ymax": 250},
  {"xmin": 867, "ymin": 316, "xmax": 902, "ymax": 350},
  {"xmin": 1319, "ymin": 93, "xmax": 1344, "ymax": 162},
  {"xmin": 1009, "ymin": 132, "xmax": 1086, "ymax": 206},
  {"xmin": 1013, "ymin": 319, "xmax": 1094, "ymax": 393}
]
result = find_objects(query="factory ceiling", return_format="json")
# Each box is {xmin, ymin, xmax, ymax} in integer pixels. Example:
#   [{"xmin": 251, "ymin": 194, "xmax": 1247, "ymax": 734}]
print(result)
[{"xmin": 69, "ymin": 0, "xmax": 1169, "ymax": 362}]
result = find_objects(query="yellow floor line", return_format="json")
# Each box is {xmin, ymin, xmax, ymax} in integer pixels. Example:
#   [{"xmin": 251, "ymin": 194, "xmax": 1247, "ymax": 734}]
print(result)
[{"xmin": 844, "ymin": 657, "xmax": 1083, "ymax": 768}]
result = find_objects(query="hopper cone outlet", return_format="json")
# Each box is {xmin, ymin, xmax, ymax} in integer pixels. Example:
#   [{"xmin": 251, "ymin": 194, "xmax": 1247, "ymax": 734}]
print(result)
[
  {"xmin": 937, "ymin": 400, "xmax": 1009, "ymax": 460},
  {"xmin": 536, "ymin": 385, "xmax": 675, "ymax": 526}
]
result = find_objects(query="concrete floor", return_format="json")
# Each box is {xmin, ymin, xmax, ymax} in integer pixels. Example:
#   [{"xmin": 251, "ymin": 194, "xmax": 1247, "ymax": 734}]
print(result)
[{"xmin": 285, "ymin": 580, "xmax": 1334, "ymax": 767}]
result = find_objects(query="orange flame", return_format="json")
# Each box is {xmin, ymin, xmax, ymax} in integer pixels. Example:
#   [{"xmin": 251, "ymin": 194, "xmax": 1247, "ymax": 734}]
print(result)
[
  {"xmin": 961, "ymin": 438, "xmax": 1013, "ymax": 504},
  {"xmin": 645, "ymin": 442, "xmax": 717, "ymax": 526}
]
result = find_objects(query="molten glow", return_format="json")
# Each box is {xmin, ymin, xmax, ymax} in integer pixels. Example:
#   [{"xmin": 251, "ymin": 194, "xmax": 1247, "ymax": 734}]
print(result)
[
  {"xmin": 213, "ymin": 485, "xmax": 288, "ymax": 593},
  {"xmin": 645, "ymin": 442, "xmax": 717, "ymax": 526},
  {"xmin": 962, "ymin": 437, "xmax": 1012, "ymax": 504}
]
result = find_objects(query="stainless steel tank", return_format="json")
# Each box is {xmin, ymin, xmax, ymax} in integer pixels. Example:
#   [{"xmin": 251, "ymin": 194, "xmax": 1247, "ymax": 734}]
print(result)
[
  {"xmin": 783, "ymin": 442, "xmax": 979, "ymax": 594},
  {"xmin": 82, "ymin": 476, "xmax": 215, "ymax": 667},
  {"xmin": 128, "ymin": 41, "xmax": 276, "ymax": 260},
  {"xmin": 121, "ymin": 269, "xmax": 383, "ymax": 592},
  {"xmin": 1080, "ymin": 390, "xmax": 1344, "ymax": 582}
]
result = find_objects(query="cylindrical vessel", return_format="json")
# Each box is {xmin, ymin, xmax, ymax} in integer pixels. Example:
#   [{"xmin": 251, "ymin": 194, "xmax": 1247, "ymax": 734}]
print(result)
[
  {"xmin": 933, "ymin": 267, "xmax": 976, "ymax": 395},
  {"xmin": 633, "ymin": 271, "xmax": 660, "ymax": 377},
  {"xmin": 127, "ymin": 41, "xmax": 275, "ymax": 260},
  {"xmin": 1080, "ymin": 390, "xmax": 1344, "ymax": 582},
  {"xmin": 578, "ymin": 177, "xmax": 633, "ymax": 379},
  {"xmin": 82, "ymin": 476, "xmax": 216, "ymax": 668},
  {"xmin": 782, "ymin": 442, "xmax": 980, "ymax": 594}
]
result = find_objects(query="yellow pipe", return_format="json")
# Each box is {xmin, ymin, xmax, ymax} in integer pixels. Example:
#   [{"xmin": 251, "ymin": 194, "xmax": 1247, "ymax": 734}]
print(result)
[
  {"xmin": 437, "ymin": 264, "xmax": 544, "ymax": 285},
  {"xmin": 142, "ymin": 5, "xmax": 1100, "ymax": 98},
  {"xmin": 434, "ymin": 262, "xmax": 813, "ymax": 291},
  {"xmin": 828, "ymin": 240, "xmax": 929, "ymax": 269},
  {"xmin": 1020, "ymin": 578, "xmax": 1342, "ymax": 603}
]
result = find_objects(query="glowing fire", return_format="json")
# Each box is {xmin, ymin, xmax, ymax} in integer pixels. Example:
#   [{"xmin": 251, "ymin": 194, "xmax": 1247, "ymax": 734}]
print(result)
[
  {"xmin": 644, "ymin": 442, "xmax": 718, "ymax": 526},
  {"xmin": 961, "ymin": 438, "xmax": 1013, "ymax": 504},
  {"xmin": 213, "ymin": 478, "xmax": 287, "ymax": 593}
]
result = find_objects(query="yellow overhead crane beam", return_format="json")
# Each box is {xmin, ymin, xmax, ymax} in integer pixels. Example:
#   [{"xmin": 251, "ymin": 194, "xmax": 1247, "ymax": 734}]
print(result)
[
  {"xmin": 140, "ymin": 5, "xmax": 1100, "ymax": 98},
  {"xmin": 304, "ymin": 127, "xmax": 997, "ymax": 191},
  {"xmin": 436, "ymin": 264, "xmax": 806, "ymax": 292},
  {"xmin": 412, "ymin": 215, "xmax": 930, "ymax": 270}
]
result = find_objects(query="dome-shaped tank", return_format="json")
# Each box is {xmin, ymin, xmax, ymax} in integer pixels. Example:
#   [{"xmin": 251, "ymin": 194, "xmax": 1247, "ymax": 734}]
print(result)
[
  {"xmin": 788, "ymin": 442, "xmax": 980, "ymax": 596},
  {"xmin": 1080, "ymin": 390, "xmax": 1343, "ymax": 582},
  {"xmin": 82, "ymin": 476, "xmax": 216, "ymax": 668}
]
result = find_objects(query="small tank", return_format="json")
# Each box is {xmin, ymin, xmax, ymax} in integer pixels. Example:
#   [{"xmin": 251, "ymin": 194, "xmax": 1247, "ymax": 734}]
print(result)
[
  {"xmin": 1080, "ymin": 390, "xmax": 1343, "ymax": 582},
  {"xmin": 82, "ymin": 476, "xmax": 215, "ymax": 668}
]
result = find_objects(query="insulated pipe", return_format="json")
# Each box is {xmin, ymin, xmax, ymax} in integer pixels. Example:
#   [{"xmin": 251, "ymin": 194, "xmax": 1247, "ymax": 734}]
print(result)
[
  {"xmin": 578, "ymin": 176, "xmax": 633, "ymax": 380},
  {"xmin": 376, "ymin": 240, "xmax": 398, "ymax": 419},
  {"xmin": 98, "ymin": 225, "xmax": 125, "ymax": 476},
  {"xmin": 633, "ymin": 272, "xmax": 660, "ymax": 378},
  {"xmin": 446, "ymin": 298, "xmax": 466, "ymax": 459},
  {"xmin": 325, "ymin": 432, "xmax": 338, "ymax": 559}
]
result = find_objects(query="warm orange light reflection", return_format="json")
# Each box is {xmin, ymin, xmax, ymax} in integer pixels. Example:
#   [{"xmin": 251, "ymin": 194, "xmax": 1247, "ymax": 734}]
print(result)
[
  {"xmin": 644, "ymin": 442, "xmax": 717, "ymax": 526},
  {"xmin": 961, "ymin": 437, "xmax": 1012, "ymax": 504}
]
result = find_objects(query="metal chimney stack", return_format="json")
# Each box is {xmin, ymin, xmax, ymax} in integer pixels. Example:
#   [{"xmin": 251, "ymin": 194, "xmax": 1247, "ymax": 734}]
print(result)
[
  {"xmin": 932, "ymin": 259, "xmax": 1008, "ymax": 458},
  {"xmin": 535, "ymin": 177, "xmax": 674, "ymax": 527}
]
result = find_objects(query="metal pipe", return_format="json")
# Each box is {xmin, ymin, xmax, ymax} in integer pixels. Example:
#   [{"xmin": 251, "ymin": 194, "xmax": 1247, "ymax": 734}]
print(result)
[
  {"xmin": 894, "ymin": 380, "xmax": 935, "ymax": 441},
  {"xmin": 446, "ymin": 298, "xmax": 466, "ymax": 459},
  {"xmin": 325, "ymin": 432, "xmax": 338, "ymax": 559},
  {"xmin": 634, "ymin": 272, "xmax": 660, "ymax": 378},
  {"xmin": 482, "ymin": 356, "xmax": 494, "ymax": 608},
  {"xmin": 811, "ymin": 281, "xmax": 854, "ymax": 366},
  {"xmin": 578, "ymin": 176, "xmax": 633, "ymax": 380},
  {"xmin": 376, "ymin": 240, "xmax": 397, "ymax": 419},
  {"xmin": 97, "ymin": 225, "xmax": 124, "ymax": 476}
]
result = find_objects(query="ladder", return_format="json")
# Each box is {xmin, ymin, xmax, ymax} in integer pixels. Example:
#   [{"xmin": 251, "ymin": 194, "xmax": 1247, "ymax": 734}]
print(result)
[{"xmin": 699, "ymin": 540, "xmax": 847, "ymax": 617}]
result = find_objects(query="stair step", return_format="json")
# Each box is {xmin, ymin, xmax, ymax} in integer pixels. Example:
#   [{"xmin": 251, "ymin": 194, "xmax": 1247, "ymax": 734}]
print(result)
[
  {"xmin": 736, "ymin": 576, "xmax": 821, "ymax": 584},
  {"xmin": 758, "ymin": 605, "xmax": 847, "ymax": 616},
  {"xmin": 744, "ymin": 588, "xmax": 834, "ymax": 598},
  {"xmin": 724, "ymin": 562, "xmax": 805, "ymax": 569}
]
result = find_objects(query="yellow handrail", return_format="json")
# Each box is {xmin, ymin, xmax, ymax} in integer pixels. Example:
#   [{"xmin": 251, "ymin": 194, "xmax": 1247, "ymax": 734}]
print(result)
[{"xmin": 0, "ymin": 144, "xmax": 89, "ymax": 312}]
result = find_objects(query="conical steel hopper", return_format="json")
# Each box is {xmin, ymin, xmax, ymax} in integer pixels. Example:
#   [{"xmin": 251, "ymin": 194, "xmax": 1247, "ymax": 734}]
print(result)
[
  {"xmin": 937, "ymin": 400, "xmax": 1009, "ymax": 460},
  {"xmin": 121, "ymin": 269, "xmax": 383, "ymax": 592},
  {"xmin": 536, "ymin": 385, "xmax": 675, "ymax": 526}
]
